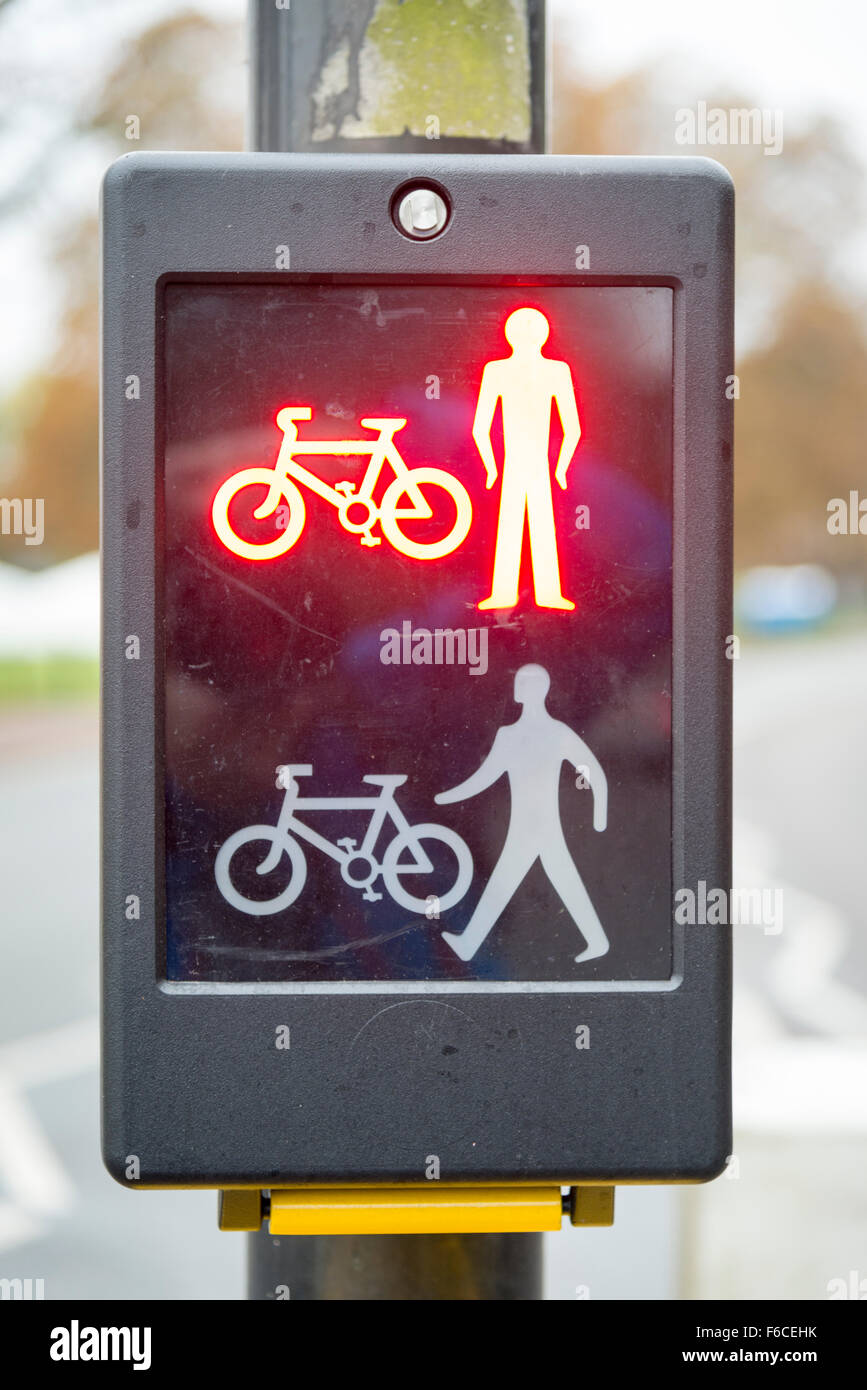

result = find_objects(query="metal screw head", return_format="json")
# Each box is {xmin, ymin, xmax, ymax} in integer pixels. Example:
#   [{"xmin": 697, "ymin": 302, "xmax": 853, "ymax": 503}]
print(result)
[{"xmin": 394, "ymin": 185, "xmax": 450, "ymax": 240}]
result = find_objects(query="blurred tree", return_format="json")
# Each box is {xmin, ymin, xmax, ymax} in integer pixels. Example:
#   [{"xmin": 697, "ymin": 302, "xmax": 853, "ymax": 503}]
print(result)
[
  {"xmin": 0, "ymin": 9, "xmax": 243, "ymax": 568},
  {"xmin": 1, "ymin": 11, "xmax": 866, "ymax": 576},
  {"xmin": 83, "ymin": 10, "xmax": 244, "ymax": 153},
  {"xmin": 552, "ymin": 54, "xmax": 865, "ymax": 313},
  {"xmin": 734, "ymin": 285, "xmax": 867, "ymax": 573},
  {"xmin": 552, "ymin": 50, "xmax": 867, "ymax": 575}
]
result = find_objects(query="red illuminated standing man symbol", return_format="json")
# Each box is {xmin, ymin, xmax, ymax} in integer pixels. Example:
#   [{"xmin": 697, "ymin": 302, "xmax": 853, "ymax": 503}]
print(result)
[{"xmin": 474, "ymin": 307, "xmax": 580, "ymax": 610}]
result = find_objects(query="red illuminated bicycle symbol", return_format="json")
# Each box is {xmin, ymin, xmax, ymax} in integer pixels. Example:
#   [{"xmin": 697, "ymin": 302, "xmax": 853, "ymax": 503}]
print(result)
[{"xmin": 212, "ymin": 407, "xmax": 472, "ymax": 562}]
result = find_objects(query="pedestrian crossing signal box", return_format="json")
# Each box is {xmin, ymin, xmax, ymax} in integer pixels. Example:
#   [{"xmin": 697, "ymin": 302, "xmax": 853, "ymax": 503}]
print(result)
[{"xmin": 102, "ymin": 153, "xmax": 733, "ymax": 1198}]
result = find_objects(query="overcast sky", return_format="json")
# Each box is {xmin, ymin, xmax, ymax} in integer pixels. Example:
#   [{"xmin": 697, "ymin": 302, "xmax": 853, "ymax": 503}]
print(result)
[
  {"xmin": 560, "ymin": 0, "xmax": 867, "ymax": 130},
  {"xmin": 0, "ymin": 0, "xmax": 865, "ymax": 393}
]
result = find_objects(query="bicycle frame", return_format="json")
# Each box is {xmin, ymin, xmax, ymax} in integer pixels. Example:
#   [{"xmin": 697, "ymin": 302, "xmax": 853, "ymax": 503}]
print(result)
[
  {"xmin": 213, "ymin": 404, "xmax": 472, "ymax": 563},
  {"xmin": 256, "ymin": 410, "xmax": 431, "ymax": 530},
  {"xmin": 273, "ymin": 778, "xmax": 422, "ymax": 870},
  {"xmin": 218, "ymin": 767, "xmax": 472, "ymax": 916}
]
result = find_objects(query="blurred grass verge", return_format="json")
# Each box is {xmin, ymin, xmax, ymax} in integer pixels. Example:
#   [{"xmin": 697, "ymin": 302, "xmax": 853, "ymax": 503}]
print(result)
[{"xmin": 0, "ymin": 654, "xmax": 98, "ymax": 702}]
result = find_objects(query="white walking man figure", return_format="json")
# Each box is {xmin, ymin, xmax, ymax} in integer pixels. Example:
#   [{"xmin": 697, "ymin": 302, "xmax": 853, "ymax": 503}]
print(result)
[
  {"xmin": 474, "ymin": 306, "xmax": 580, "ymax": 610},
  {"xmin": 435, "ymin": 664, "xmax": 610, "ymax": 964}
]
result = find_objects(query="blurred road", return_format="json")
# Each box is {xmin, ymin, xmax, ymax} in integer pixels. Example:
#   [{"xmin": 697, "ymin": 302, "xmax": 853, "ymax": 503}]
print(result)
[
  {"xmin": 0, "ymin": 706, "xmax": 242, "ymax": 1297},
  {"xmin": 734, "ymin": 628, "xmax": 867, "ymax": 1039},
  {"xmin": 1, "ymin": 625, "xmax": 865, "ymax": 1298},
  {"xmin": 692, "ymin": 628, "xmax": 867, "ymax": 1301}
]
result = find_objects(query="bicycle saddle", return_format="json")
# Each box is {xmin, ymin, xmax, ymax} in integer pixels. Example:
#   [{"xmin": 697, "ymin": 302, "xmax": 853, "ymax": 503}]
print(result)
[{"xmin": 362, "ymin": 774, "xmax": 408, "ymax": 788}]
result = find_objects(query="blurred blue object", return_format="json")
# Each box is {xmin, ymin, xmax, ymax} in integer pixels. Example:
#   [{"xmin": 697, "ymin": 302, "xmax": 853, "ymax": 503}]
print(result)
[{"xmin": 736, "ymin": 564, "xmax": 838, "ymax": 634}]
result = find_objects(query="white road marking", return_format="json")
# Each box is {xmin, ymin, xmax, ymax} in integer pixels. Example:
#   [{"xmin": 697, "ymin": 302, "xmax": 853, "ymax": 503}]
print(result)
[
  {"xmin": 0, "ymin": 1079, "xmax": 75, "ymax": 1214},
  {"xmin": 0, "ymin": 1017, "xmax": 98, "ymax": 1254},
  {"xmin": 734, "ymin": 1038, "xmax": 867, "ymax": 1135},
  {"xmin": 0, "ymin": 1201, "xmax": 42, "ymax": 1254},
  {"xmin": 734, "ymin": 818, "xmax": 867, "ymax": 1038},
  {"xmin": 767, "ymin": 885, "xmax": 867, "ymax": 1036},
  {"xmin": 0, "ymin": 1017, "xmax": 98, "ymax": 1088},
  {"xmin": 733, "ymin": 817, "xmax": 867, "ymax": 1133}
]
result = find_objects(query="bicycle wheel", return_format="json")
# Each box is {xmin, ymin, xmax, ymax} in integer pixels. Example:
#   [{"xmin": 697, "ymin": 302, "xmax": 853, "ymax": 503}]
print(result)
[
  {"xmin": 379, "ymin": 467, "xmax": 472, "ymax": 561},
  {"xmin": 381, "ymin": 823, "xmax": 473, "ymax": 914},
  {"xmin": 211, "ymin": 469, "xmax": 306, "ymax": 561},
  {"xmin": 215, "ymin": 825, "xmax": 307, "ymax": 916}
]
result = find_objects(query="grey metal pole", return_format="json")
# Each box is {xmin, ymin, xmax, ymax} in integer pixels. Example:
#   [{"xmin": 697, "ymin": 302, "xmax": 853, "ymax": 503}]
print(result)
[
  {"xmin": 248, "ymin": 0, "xmax": 547, "ymax": 155},
  {"xmin": 247, "ymin": 1229, "xmax": 545, "ymax": 1301},
  {"xmin": 246, "ymin": 0, "xmax": 548, "ymax": 1302}
]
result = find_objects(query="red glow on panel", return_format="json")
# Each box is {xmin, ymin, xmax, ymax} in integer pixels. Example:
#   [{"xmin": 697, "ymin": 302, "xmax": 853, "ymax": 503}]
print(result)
[
  {"xmin": 211, "ymin": 407, "xmax": 472, "ymax": 563},
  {"xmin": 474, "ymin": 307, "xmax": 580, "ymax": 611},
  {"xmin": 210, "ymin": 307, "xmax": 580, "ymax": 611}
]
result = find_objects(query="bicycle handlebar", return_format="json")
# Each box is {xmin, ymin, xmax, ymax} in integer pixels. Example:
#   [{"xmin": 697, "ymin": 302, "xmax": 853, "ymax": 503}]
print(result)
[
  {"xmin": 276, "ymin": 407, "xmax": 314, "ymax": 433},
  {"xmin": 276, "ymin": 763, "xmax": 313, "ymax": 789},
  {"xmin": 275, "ymin": 408, "xmax": 407, "ymax": 444}
]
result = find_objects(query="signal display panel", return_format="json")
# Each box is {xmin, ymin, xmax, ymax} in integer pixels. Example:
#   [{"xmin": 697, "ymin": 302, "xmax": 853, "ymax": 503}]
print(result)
[{"xmin": 162, "ymin": 282, "xmax": 673, "ymax": 987}]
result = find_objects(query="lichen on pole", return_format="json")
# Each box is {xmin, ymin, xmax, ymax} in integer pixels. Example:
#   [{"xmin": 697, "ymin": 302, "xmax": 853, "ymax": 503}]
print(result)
[{"xmin": 249, "ymin": 0, "xmax": 547, "ymax": 155}]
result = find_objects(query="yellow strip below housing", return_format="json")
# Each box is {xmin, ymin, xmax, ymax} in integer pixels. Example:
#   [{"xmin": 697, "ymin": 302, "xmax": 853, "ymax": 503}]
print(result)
[{"xmin": 269, "ymin": 1184, "xmax": 563, "ymax": 1235}]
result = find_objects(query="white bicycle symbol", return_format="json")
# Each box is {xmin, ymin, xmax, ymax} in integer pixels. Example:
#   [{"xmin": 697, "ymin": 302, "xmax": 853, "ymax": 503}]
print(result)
[
  {"xmin": 212, "ymin": 406, "xmax": 473, "ymax": 562},
  {"xmin": 214, "ymin": 765, "xmax": 473, "ymax": 918}
]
